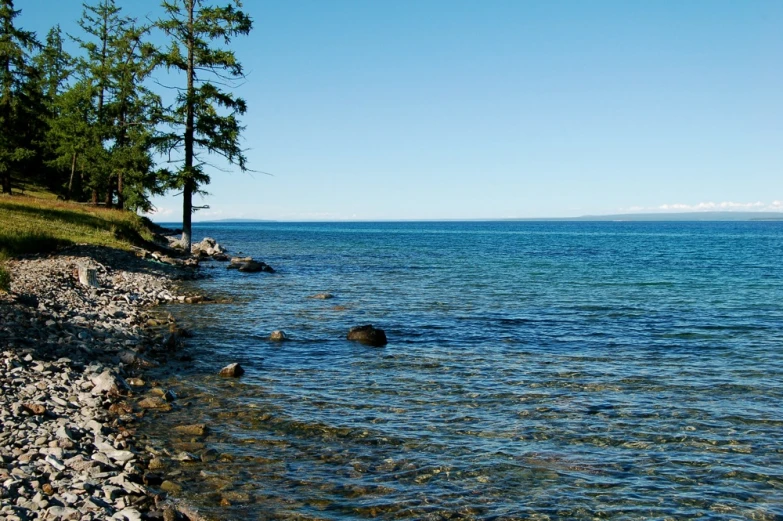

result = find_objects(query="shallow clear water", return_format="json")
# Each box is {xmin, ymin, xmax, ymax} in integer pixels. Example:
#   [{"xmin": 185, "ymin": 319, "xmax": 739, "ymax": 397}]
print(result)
[{"xmin": 144, "ymin": 221, "xmax": 783, "ymax": 520}]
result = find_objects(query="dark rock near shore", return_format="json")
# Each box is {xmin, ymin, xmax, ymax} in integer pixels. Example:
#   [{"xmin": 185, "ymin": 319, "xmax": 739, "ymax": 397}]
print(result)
[
  {"xmin": 219, "ymin": 363, "xmax": 245, "ymax": 377},
  {"xmin": 269, "ymin": 330, "xmax": 288, "ymax": 342},
  {"xmin": 347, "ymin": 324, "xmax": 388, "ymax": 347},
  {"xmin": 227, "ymin": 256, "xmax": 275, "ymax": 273}
]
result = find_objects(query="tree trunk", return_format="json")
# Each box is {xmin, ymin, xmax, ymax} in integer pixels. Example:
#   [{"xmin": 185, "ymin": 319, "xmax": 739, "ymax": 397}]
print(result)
[
  {"xmin": 66, "ymin": 152, "xmax": 77, "ymax": 200},
  {"xmin": 92, "ymin": 188, "xmax": 98, "ymax": 205},
  {"xmin": 104, "ymin": 175, "xmax": 114, "ymax": 208},
  {"xmin": 182, "ymin": 178, "xmax": 192, "ymax": 250},
  {"xmin": 117, "ymin": 171, "xmax": 124, "ymax": 210},
  {"xmin": 181, "ymin": 0, "xmax": 195, "ymax": 251},
  {"xmin": 1, "ymin": 172, "xmax": 10, "ymax": 194}
]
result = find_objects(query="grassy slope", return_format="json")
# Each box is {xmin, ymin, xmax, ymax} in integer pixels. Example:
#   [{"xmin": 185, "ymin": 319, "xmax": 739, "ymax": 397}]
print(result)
[
  {"xmin": 0, "ymin": 196, "xmax": 156, "ymax": 256},
  {"xmin": 0, "ymin": 189, "xmax": 160, "ymax": 290}
]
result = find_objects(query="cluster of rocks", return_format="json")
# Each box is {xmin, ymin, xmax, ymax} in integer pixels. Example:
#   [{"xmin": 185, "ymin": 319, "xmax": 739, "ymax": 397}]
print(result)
[
  {"xmin": 164, "ymin": 237, "xmax": 274, "ymax": 275},
  {"xmin": 0, "ymin": 247, "xmax": 212, "ymax": 520},
  {"xmin": 187, "ymin": 240, "xmax": 226, "ymax": 262}
]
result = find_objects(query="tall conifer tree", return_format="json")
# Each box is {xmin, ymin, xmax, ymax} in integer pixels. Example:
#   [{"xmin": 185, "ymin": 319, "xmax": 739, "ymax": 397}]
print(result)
[
  {"xmin": 34, "ymin": 25, "xmax": 73, "ymax": 193},
  {"xmin": 156, "ymin": 0, "xmax": 251, "ymax": 249},
  {"xmin": 0, "ymin": 0, "xmax": 39, "ymax": 194},
  {"xmin": 73, "ymin": 0, "xmax": 128, "ymax": 204}
]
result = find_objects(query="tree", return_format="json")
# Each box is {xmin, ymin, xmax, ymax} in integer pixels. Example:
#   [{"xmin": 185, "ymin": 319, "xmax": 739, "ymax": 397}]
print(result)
[
  {"xmin": 73, "ymin": 0, "xmax": 129, "ymax": 204},
  {"xmin": 156, "ymin": 0, "xmax": 251, "ymax": 249},
  {"xmin": 105, "ymin": 21, "xmax": 165, "ymax": 211},
  {"xmin": 0, "ymin": 0, "xmax": 39, "ymax": 194},
  {"xmin": 46, "ymin": 80, "xmax": 104, "ymax": 200},
  {"xmin": 34, "ymin": 25, "xmax": 73, "ymax": 193}
]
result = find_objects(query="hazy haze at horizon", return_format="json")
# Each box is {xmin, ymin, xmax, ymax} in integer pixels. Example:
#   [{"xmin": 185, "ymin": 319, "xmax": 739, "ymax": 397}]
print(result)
[{"xmin": 20, "ymin": 0, "xmax": 783, "ymax": 221}]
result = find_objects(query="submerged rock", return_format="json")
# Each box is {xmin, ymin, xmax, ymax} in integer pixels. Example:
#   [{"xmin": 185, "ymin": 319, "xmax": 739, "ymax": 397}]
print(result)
[
  {"xmin": 174, "ymin": 424, "xmax": 209, "ymax": 436},
  {"xmin": 219, "ymin": 363, "xmax": 245, "ymax": 377},
  {"xmin": 309, "ymin": 292, "xmax": 334, "ymax": 300},
  {"xmin": 347, "ymin": 325, "xmax": 388, "ymax": 347}
]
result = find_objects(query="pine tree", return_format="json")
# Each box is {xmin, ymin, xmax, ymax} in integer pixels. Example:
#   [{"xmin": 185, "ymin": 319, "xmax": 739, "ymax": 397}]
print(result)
[
  {"xmin": 34, "ymin": 25, "xmax": 73, "ymax": 193},
  {"xmin": 73, "ymin": 0, "xmax": 129, "ymax": 204},
  {"xmin": 106, "ymin": 22, "xmax": 165, "ymax": 211},
  {"xmin": 156, "ymin": 0, "xmax": 251, "ymax": 249},
  {"xmin": 46, "ymin": 80, "xmax": 104, "ymax": 200},
  {"xmin": 0, "ymin": 0, "xmax": 39, "ymax": 194}
]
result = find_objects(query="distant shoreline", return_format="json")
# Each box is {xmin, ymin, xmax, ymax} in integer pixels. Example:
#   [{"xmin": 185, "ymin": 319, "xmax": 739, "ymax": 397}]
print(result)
[{"xmin": 153, "ymin": 211, "xmax": 783, "ymax": 225}]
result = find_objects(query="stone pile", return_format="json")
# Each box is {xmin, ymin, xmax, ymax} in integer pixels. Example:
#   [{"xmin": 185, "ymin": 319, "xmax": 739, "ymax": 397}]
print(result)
[
  {"xmin": 0, "ymin": 247, "xmax": 208, "ymax": 520},
  {"xmin": 188, "ymin": 239, "xmax": 226, "ymax": 262}
]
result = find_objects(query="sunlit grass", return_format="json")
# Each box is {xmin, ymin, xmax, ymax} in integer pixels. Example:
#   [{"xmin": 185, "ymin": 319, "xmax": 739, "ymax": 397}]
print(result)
[{"xmin": 0, "ymin": 194, "xmax": 155, "ymax": 258}]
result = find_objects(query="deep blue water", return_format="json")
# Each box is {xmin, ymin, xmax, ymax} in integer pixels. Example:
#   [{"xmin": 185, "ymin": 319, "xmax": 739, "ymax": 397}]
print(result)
[{"xmin": 149, "ymin": 221, "xmax": 783, "ymax": 520}]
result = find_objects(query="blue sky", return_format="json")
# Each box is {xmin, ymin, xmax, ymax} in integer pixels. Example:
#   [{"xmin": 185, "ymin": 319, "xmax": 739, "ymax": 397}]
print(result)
[{"xmin": 20, "ymin": 0, "xmax": 783, "ymax": 221}]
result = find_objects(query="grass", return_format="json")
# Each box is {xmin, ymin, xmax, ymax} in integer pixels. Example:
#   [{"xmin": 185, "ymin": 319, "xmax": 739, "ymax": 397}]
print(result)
[
  {"xmin": 0, "ymin": 182, "xmax": 166, "ymax": 292},
  {"xmin": 0, "ymin": 192, "xmax": 158, "ymax": 255}
]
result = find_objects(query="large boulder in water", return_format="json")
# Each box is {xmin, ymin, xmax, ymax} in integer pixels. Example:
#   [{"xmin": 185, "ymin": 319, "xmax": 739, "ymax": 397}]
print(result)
[
  {"xmin": 269, "ymin": 330, "xmax": 288, "ymax": 342},
  {"xmin": 227, "ymin": 257, "xmax": 275, "ymax": 273},
  {"xmin": 347, "ymin": 325, "xmax": 388, "ymax": 347},
  {"xmin": 219, "ymin": 363, "xmax": 245, "ymax": 377}
]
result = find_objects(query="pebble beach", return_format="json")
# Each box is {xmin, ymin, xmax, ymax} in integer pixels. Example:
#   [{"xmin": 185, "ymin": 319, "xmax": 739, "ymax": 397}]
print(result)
[{"xmin": 0, "ymin": 245, "xmax": 210, "ymax": 521}]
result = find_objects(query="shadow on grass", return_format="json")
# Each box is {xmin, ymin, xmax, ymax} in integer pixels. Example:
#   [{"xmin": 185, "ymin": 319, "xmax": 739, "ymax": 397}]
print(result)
[
  {"xmin": 0, "ymin": 231, "xmax": 69, "ymax": 256},
  {"xmin": 0, "ymin": 200, "xmax": 129, "ymax": 232},
  {"xmin": 0, "ymin": 200, "xmax": 158, "ymax": 256}
]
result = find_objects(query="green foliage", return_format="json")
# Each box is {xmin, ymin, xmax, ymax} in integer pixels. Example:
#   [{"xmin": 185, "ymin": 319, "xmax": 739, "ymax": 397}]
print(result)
[
  {"xmin": 0, "ymin": 259, "xmax": 9, "ymax": 292},
  {"xmin": 0, "ymin": 0, "xmax": 256, "ymax": 223},
  {"xmin": 0, "ymin": 0, "xmax": 40, "ymax": 194}
]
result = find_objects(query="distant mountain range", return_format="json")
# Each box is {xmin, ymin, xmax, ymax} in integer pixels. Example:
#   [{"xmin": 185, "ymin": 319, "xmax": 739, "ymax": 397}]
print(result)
[{"xmin": 181, "ymin": 211, "xmax": 783, "ymax": 224}]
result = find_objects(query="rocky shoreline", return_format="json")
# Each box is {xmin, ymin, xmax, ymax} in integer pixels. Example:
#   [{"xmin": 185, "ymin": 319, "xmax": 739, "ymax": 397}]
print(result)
[{"xmin": 0, "ymin": 245, "xmax": 215, "ymax": 521}]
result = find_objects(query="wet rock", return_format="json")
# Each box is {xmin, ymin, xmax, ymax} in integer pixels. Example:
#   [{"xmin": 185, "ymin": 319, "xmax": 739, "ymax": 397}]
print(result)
[
  {"xmin": 347, "ymin": 324, "xmax": 388, "ymax": 347},
  {"xmin": 118, "ymin": 350, "xmax": 159, "ymax": 369},
  {"xmin": 148, "ymin": 457, "xmax": 166, "ymax": 471},
  {"xmin": 138, "ymin": 397, "xmax": 171, "ymax": 410},
  {"xmin": 200, "ymin": 449, "xmax": 219, "ymax": 463},
  {"xmin": 227, "ymin": 257, "xmax": 275, "ymax": 273},
  {"xmin": 160, "ymin": 481, "xmax": 182, "ymax": 496},
  {"xmin": 238, "ymin": 260, "xmax": 273, "ymax": 273},
  {"xmin": 173, "ymin": 424, "xmax": 208, "ymax": 436},
  {"xmin": 269, "ymin": 330, "xmax": 288, "ymax": 342},
  {"xmin": 309, "ymin": 292, "xmax": 334, "ymax": 300},
  {"xmin": 218, "ymin": 363, "xmax": 244, "ymax": 377}
]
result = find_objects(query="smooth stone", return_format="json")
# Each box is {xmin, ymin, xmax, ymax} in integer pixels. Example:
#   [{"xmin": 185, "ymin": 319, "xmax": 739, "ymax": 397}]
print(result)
[
  {"xmin": 269, "ymin": 330, "xmax": 288, "ymax": 342},
  {"xmin": 218, "ymin": 363, "xmax": 244, "ymax": 377},
  {"xmin": 173, "ymin": 424, "xmax": 208, "ymax": 436},
  {"xmin": 346, "ymin": 324, "xmax": 388, "ymax": 347}
]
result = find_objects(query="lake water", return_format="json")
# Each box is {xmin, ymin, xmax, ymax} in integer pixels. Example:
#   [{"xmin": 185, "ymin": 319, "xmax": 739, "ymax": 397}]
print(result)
[{"xmin": 143, "ymin": 221, "xmax": 783, "ymax": 520}]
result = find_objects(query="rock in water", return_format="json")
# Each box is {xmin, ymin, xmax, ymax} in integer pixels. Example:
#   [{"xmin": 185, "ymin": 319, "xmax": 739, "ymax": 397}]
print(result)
[
  {"xmin": 174, "ymin": 424, "xmax": 208, "ymax": 436},
  {"xmin": 347, "ymin": 325, "xmax": 388, "ymax": 347},
  {"xmin": 269, "ymin": 330, "xmax": 288, "ymax": 342},
  {"xmin": 219, "ymin": 363, "xmax": 245, "ymax": 377},
  {"xmin": 227, "ymin": 256, "xmax": 275, "ymax": 273}
]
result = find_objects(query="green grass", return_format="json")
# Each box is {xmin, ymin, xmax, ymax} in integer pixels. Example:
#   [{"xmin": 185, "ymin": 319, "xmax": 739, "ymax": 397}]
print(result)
[{"xmin": 0, "ymin": 194, "xmax": 156, "ymax": 258}]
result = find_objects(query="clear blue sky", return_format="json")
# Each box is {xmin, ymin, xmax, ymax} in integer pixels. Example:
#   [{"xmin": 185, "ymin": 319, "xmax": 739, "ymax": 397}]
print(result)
[{"xmin": 20, "ymin": 0, "xmax": 783, "ymax": 221}]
